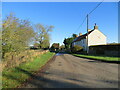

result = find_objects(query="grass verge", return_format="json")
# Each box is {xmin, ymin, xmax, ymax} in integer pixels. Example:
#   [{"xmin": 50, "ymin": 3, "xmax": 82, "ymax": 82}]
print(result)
[
  {"xmin": 2, "ymin": 52, "xmax": 55, "ymax": 88},
  {"xmin": 72, "ymin": 54, "xmax": 120, "ymax": 62}
]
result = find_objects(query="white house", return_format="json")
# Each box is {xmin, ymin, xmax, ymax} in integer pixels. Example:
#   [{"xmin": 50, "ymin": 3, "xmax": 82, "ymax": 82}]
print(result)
[{"xmin": 72, "ymin": 24, "xmax": 107, "ymax": 51}]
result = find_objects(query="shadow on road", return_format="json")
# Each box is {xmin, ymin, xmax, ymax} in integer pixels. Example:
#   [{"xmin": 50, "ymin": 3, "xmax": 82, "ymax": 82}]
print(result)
[
  {"xmin": 14, "ymin": 67, "xmax": 85, "ymax": 88},
  {"xmin": 18, "ymin": 67, "xmax": 118, "ymax": 88},
  {"xmin": 3, "ymin": 54, "xmax": 118, "ymax": 88}
]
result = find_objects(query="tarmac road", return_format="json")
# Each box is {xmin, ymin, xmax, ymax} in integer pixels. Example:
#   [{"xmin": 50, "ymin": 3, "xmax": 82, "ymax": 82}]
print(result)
[{"xmin": 22, "ymin": 53, "xmax": 118, "ymax": 88}]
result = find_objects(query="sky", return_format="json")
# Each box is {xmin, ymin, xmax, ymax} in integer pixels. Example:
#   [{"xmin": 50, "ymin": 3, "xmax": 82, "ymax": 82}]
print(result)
[
  {"xmin": 2, "ymin": 2, "xmax": 118, "ymax": 46},
  {"xmin": 2, "ymin": 0, "xmax": 119, "ymax": 2}
]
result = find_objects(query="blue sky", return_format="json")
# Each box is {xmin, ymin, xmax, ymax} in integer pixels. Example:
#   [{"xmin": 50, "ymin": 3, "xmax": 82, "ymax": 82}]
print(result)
[
  {"xmin": 2, "ymin": 2, "xmax": 118, "ymax": 46},
  {"xmin": 2, "ymin": 0, "xmax": 119, "ymax": 2}
]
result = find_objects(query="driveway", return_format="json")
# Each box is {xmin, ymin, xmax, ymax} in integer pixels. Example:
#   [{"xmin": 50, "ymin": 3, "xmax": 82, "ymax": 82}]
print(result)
[{"xmin": 22, "ymin": 53, "xmax": 118, "ymax": 88}]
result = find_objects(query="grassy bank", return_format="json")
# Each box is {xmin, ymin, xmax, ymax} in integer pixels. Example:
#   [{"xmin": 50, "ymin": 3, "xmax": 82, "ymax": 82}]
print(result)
[
  {"xmin": 2, "ymin": 52, "xmax": 55, "ymax": 88},
  {"xmin": 72, "ymin": 54, "xmax": 120, "ymax": 61}
]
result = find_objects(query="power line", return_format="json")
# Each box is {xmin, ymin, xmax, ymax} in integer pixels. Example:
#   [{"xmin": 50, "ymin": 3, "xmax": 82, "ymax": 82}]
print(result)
[
  {"xmin": 88, "ymin": 0, "xmax": 104, "ymax": 15},
  {"xmin": 74, "ymin": 15, "xmax": 87, "ymax": 34},
  {"xmin": 74, "ymin": 0, "xmax": 104, "ymax": 34},
  {"xmin": 86, "ymin": 0, "xmax": 104, "ymax": 53},
  {"xmin": 63, "ymin": 18, "xmax": 87, "ymax": 38}
]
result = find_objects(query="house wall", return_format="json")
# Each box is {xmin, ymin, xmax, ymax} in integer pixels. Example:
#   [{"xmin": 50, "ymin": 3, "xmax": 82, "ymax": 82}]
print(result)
[
  {"xmin": 73, "ymin": 39, "xmax": 87, "ymax": 51},
  {"xmin": 72, "ymin": 29, "xmax": 107, "ymax": 51},
  {"xmin": 88, "ymin": 29, "xmax": 107, "ymax": 46}
]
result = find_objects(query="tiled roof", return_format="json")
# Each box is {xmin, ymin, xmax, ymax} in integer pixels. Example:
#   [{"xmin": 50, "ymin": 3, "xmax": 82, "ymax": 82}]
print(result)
[{"xmin": 73, "ymin": 30, "xmax": 94, "ymax": 42}]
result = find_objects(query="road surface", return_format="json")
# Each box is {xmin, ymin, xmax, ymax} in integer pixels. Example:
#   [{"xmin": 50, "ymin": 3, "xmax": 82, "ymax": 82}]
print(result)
[{"xmin": 22, "ymin": 53, "xmax": 118, "ymax": 88}]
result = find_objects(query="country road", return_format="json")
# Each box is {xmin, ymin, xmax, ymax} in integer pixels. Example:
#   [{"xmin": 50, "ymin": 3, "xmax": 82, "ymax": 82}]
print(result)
[{"xmin": 22, "ymin": 53, "xmax": 118, "ymax": 88}]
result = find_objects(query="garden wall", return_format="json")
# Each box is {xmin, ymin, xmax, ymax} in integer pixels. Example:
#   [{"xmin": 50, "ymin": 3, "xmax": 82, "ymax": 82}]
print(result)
[
  {"xmin": 89, "ymin": 44, "xmax": 120, "ymax": 57},
  {"xmin": 1, "ymin": 50, "xmax": 49, "ymax": 70}
]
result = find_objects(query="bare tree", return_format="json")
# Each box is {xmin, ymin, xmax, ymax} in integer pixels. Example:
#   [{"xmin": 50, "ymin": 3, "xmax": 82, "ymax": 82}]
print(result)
[{"xmin": 34, "ymin": 24, "xmax": 54, "ymax": 49}]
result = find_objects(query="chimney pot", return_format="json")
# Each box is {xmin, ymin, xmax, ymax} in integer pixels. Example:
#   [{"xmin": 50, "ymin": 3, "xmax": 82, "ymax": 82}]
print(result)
[
  {"xmin": 75, "ymin": 35, "xmax": 78, "ymax": 37},
  {"xmin": 79, "ymin": 33, "xmax": 82, "ymax": 36},
  {"xmin": 88, "ymin": 29, "xmax": 91, "ymax": 32},
  {"xmin": 94, "ymin": 23, "xmax": 98, "ymax": 29}
]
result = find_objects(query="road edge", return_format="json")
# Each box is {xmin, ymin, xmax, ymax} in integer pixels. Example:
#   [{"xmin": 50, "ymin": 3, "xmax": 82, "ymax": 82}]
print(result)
[
  {"xmin": 71, "ymin": 54, "xmax": 120, "ymax": 64},
  {"xmin": 17, "ymin": 54, "xmax": 56, "ymax": 88}
]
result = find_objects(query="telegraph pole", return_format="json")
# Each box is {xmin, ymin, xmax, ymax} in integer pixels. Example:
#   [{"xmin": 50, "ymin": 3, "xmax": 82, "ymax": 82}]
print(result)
[{"xmin": 87, "ymin": 14, "xmax": 89, "ymax": 54}]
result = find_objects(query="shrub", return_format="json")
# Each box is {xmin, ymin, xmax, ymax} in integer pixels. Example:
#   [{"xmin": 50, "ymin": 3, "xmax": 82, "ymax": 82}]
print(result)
[{"xmin": 71, "ymin": 45, "xmax": 83, "ymax": 53}]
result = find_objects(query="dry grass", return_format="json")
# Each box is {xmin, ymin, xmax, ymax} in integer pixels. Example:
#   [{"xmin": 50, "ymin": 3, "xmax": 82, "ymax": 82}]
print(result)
[{"xmin": 1, "ymin": 50, "xmax": 49, "ymax": 70}]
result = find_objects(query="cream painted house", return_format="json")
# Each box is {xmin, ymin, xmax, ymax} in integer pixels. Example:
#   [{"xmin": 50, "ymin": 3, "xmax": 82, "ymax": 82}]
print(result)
[{"xmin": 72, "ymin": 24, "xmax": 107, "ymax": 51}]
